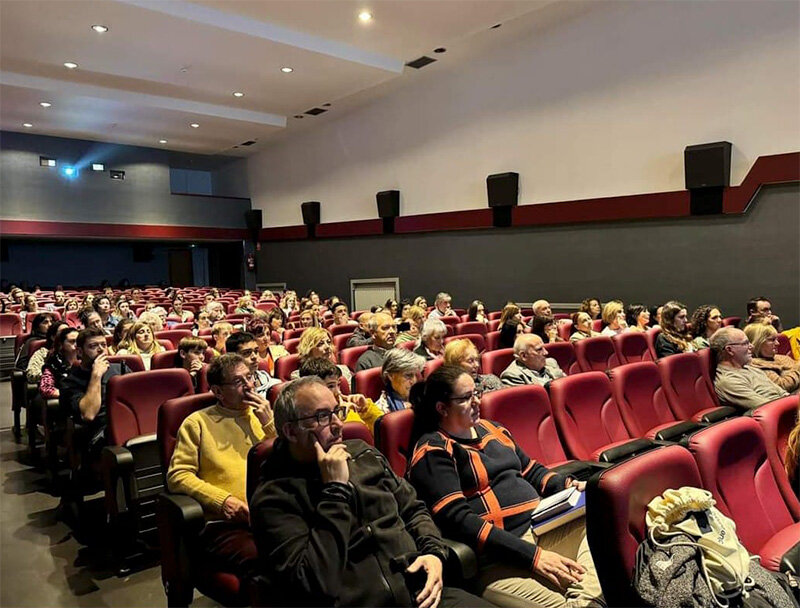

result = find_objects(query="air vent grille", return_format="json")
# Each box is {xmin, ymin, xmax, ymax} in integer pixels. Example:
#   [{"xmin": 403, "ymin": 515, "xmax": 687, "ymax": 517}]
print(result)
[
  {"xmin": 305, "ymin": 107, "xmax": 328, "ymax": 116},
  {"xmin": 240, "ymin": 140, "xmax": 256, "ymax": 146},
  {"xmin": 406, "ymin": 56, "xmax": 436, "ymax": 69}
]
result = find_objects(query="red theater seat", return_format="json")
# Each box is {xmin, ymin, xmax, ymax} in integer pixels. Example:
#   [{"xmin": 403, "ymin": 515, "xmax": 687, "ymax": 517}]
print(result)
[
  {"xmin": 155, "ymin": 330, "xmax": 193, "ymax": 349},
  {"xmin": 776, "ymin": 333, "xmax": 793, "ymax": 358},
  {"xmin": 329, "ymin": 323, "xmax": 357, "ymax": 337},
  {"xmin": 423, "ymin": 358, "xmax": 443, "ymax": 378},
  {"xmin": 283, "ymin": 338, "xmax": 301, "ymax": 354},
  {"xmin": 338, "ymin": 345, "xmax": 369, "ymax": 372},
  {"xmin": 688, "ymin": 417, "xmax": 800, "ymax": 572},
  {"xmin": 543, "ymin": 341, "xmax": 578, "ymax": 375},
  {"xmin": 657, "ymin": 352, "xmax": 734, "ymax": 422},
  {"xmin": 481, "ymin": 348, "xmax": 514, "ymax": 378},
  {"xmin": 274, "ymin": 354, "xmax": 300, "ymax": 381},
  {"xmin": 722, "ymin": 316, "xmax": 741, "ymax": 328},
  {"xmin": 283, "ymin": 327, "xmax": 306, "ymax": 341},
  {"xmin": 0, "ymin": 313, "xmax": 22, "ymax": 335},
  {"xmin": 455, "ymin": 322, "xmax": 487, "ymax": 337},
  {"xmin": 375, "ymin": 408, "xmax": 415, "ymax": 476},
  {"xmin": 613, "ymin": 331, "xmax": 656, "ymax": 364},
  {"xmin": 354, "ymin": 367, "xmax": 384, "ymax": 401},
  {"xmin": 332, "ymin": 333, "xmax": 354, "ymax": 352},
  {"xmin": 107, "ymin": 354, "xmax": 145, "ymax": 373},
  {"xmin": 485, "ymin": 330, "xmax": 501, "ymax": 351},
  {"xmin": 445, "ymin": 333, "xmax": 485, "ymax": 353},
  {"xmin": 574, "ymin": 336, "xmax": 619, "ymax": 373},
  {"xmin": 557, "ymin": 319, "xmax": 573, "ymax": 342}
]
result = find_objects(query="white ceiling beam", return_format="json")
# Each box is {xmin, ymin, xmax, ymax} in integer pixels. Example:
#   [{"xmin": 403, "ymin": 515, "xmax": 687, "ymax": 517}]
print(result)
[
  {"xmin": 113, "ymin": 0, "xmax": 405, "ymax": 74},
  {"xmin": 0, "ymin": 71, "xmax": 287, "ymax": 128}
]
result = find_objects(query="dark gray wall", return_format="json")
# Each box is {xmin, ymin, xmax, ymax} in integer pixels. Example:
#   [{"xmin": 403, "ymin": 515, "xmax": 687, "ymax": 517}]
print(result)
[
  {"xmin": 257, "ymin": 184, "xmax": 800, "ymax": 327},
  {"xmin": 0, "ymin": 131, "xmax": 250, "ymax": 227}
]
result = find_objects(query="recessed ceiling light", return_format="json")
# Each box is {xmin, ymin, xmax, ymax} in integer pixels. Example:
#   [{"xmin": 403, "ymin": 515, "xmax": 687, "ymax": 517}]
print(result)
[
  {"xmin": 190, "ymin": 123, "xmax": 200, "ymax": 128},
  {"xmin": 358, "ymin": 11, "xmax": 372, "ymax": 22},
  {"xmin": 91, "ymin": 24, "xmax": 109, "ymax": 33},
  {"xmin": 39, "ymin": 102, "xmax": 52, "ymax": 108},
  {"xmin": 92, "ymin": 163, "xmax": 105, "ymax": 171},
  {"xmin": 280, "ymin": 66, "xmax": 293, "ymax": 73},
  {"xmin": 433, "ymin": 47, "xmax": 446, "ymax": 54},
  {"xmin": 232, "ymin": 91, "xmax": 244, "ymax": 97},
  {"xmin": 63, "ymin": 61, "xmax": 79, "ymax": 69},
  {"xmin": 23, "ymin": 123, "xmax": 33, "ymax": 128},
  {"xmin": 159, "ymin": 139, "xmax": 167, "ymax": 144}
]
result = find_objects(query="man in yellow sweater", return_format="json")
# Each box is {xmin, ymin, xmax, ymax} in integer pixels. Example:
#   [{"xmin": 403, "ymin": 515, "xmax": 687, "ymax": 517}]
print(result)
[{"xmin": 167, "ymin": 353, "xmax": 275, "ymax": 583}]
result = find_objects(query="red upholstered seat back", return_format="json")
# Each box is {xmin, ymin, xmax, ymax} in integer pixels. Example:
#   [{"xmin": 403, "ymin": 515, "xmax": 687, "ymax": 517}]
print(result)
[
  {"xmin": 0, "ymin": 313, "xmax": 22, "ymax": 336},
  {"xmin": 445, "ymin": 333, "xmax": 486, "ymax": 354},
  {"xmin": 283, "ymin": 338, "xmax": 300, "ymax": 354},
  {"xmin": 752, "ymin": 396, "xmax": 800, "ymax": 518},
  {"xmin": 586, "ymin": 446, "xmax": 702, "ymax": 606},
  {"xmin": 456, "ymin": 322, "xmax": 488, "ymax": 337},
  {"xmin": 329, "ymin": 324, "xmax": 356, "ymax": 337},
  {"xmin": 775, "ymin": 333, "xmax": 793, "ymax": 358},
  {"xmin": 722, "ymin": 316, "xmax": 741, "ymax": 328},
  {"xmin": 27, "ymin": 339, "xmax": 47, "ymax": 357},
  {"xmin": 658, "ymin": 352, "xmax": 718, "ymax": 420},
  {"xmin": 439, "ymin": 316, "xmax": 459, "ymax": 327},
  {"xmin": 609, "ymin": 362, "xmax": 676, "ymax": 437},
  {"xmin": 275, "ymin": 354, "xmax": 300, "ymax": 381},
  {"xmin": 574, "ymin": 336, "xmax": 619, "ymax": 373},
  {"xmin": 332, "ymin": 333, "xmax": 354, "ymax": 352},
  {"xmin": 485, "ymin": 331, "xmax": 501, "ymax": 351},
  {"xmin": 157, "ymin": 392, "xmax": 217, "ymax": 472},
  {"xmin": 284, "ymin": 328, "xmax": 306, "ymax": 341},
  {"xmin": 108, "ymin": 354, "xmax": 145, "ymax": 373},
  {"xmin": 613, "ymin": 331, "xmax": 656, "ymax": 364},
  {"xmin": 107, "ymin": 368, "xmax": 195, "ymax": 446},
  {"xmin": 544, "ymin": 341, "xmax": 578, "ymax": 375},
  {"xmin": 479, "ymin": 385, "xmax": 568, "ymax": 465},
  {"xmin": 14, "ymin": 333, "xmax": 29, "ymax": 356},
  {"xmin": 557, "ymin": 320, "xmax": 573, "ymax": 342},
  {"xmin": 155, "ymin": 330, "xmax": 193, "ymax": 350},
  {"xmin": 481, "ymin": 348, "xmax": 514, "ymax": 378},
  {"xmin": 376, "ymin": 408, "xmax": 415, "ymax": 476},
  {"xmin": 151, "ymin": 350, "xmax": 180, "ymax": 370},
  {"xmin": 338, "ymin": 345, "xmax": 369, "ymax": 372},
  {"xmin": 354, "ymin": 367, "xmax": 384, "ymax": 401},
  {"xmin": 689, "ymin": 417, "xmax": 799, "ymax": 555},
  {"xmin": 342, "ymin": 421, "xmax": 374, "ymax": 446},
  {"xmin": 422, "ymin": 358, "xmax": 444, "ymax": 378},
  {"xmin": 548, "ymin": 372, "xmax": 632, "ymax": 460}
]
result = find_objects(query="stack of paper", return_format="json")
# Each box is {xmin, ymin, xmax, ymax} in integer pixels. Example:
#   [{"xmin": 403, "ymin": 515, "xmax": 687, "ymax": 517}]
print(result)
[{"xmin": 530, "ymin": 487, "xmax": 586, "ymax": 535}]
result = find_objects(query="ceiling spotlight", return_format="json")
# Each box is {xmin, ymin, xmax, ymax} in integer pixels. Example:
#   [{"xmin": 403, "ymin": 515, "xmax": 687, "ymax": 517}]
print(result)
[
  {"xmin": 159, "ymin": 139, "xmax": 167, "ymax": 144},
  {"xmin": 39, "ymin": 102, "xmax": 52, "ymax": 108},
  {"xmin": 232, "ymin": 91, "xmax": 244, "ymax": 97},
  {"xmin": 62, "ymin": 166, "xmax": 77, "ymax": 177},
  {"xmin": 358, "ymin": 11, "xmax": 372, "ymax": 22},
  {"xmin": 91, "ymin": 24, "xmax": 109, "ymax": 33},
  {"xmin": 280, "ymin": 66, "xmax": 293, "ymax": 73},
  {"xmin": 63, "ymin": 61, "xmax": 79, "ymax": 69},
  {"xmin": 92, "ymin": 163, "xmax": 105, "ymax": 171},
  {"xmin": 190, "ymin": 123, "xmax": 199, "ymax": 128},
  {"xmin": 40, "ymin": 156, "xmax": 56, "ymax": 167},
  {"xmin": 23, "ymin": 123, "xmax": 33, "ymax": 128}
]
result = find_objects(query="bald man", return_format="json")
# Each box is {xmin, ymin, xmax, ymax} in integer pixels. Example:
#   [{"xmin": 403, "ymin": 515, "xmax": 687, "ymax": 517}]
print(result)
[{"xmin": 501, "ymin": 334, "xmax": 565, "ymax": 388}]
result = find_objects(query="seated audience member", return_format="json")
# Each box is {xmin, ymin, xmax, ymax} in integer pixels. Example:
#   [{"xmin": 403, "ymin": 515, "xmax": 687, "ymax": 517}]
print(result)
[
  {"xmin": 501, "ymin": 334, "xmax": 565, "ymax": 388},
  {"xmin": 81, "ymin": 310, "xmax": 107, "ymax": 335},
  {"xmin": 746, "ymin": 295, "xmax": 782, "ymax": 330},
  {"xmin": 408, "ymin": 366, "xmax": 603, "ymax": 608},
  {"xmin": 396, "ymin": 305, "xmax": 426, "ymax": 344},
  {"xmin": 649, "ymin": 305, "xmax": 664, "ymax": 329},
  {"xmin": 599, "ymin": 300, "xmax": 627, "ymax": 336},
  {"xmin": 249, "ymin": 376, "xmax": 489, "ymax": 608},
  {"xmin": 330, "ymin": 301, "xmax": 355, "ymax": 327},
  {"xmin": 355, "ymin": 313, "xmax": 397, "ymax": 372},
  {"xmin": 690, "ymin": 305, "xmax": 723, "ymax": 350},
  {"xmin": 207, "ymin": 301, "xmax": 227, "ymax": 323},
  {"xmin": 467, "ymin": 300, "xmax": 489, "ymax": 324},
  {"xmin": 27, "ymin": 321, "xmax": 68, "ymax": 384},
  {"xmin": 234, "ymin": 295, "xmax": 255, "ymax": 315},
  {"xmin": 138, "ymin": 310, "xmax": 164, "ymax": 335},
  {"xmin": 306, "ymin": 290, "xmax": 322, "ymax": 308},
  {"xmin": 413, "ymin": 295, "xmax": 429, "ymax": 310},
  {"xmin": 384, "ymin": 298, "xmax": 400, "ymax": 321},
  {"xmin": 399, "ymin": 299, "xmax": 412, "ymax": 321},
  {"xmin": 744, "ymin": 323, "xmax": 800, "ymax": 394},
  {"xmin": 115, "ymin": 321, "xmax": 165, "ymax": 370},
  {"xmin": 39, "ymin": 326, "xmax": 79, "ymax": 399},
  {"xmin": 298, "ymin": 357, "xmax": 383, "ymax": 433},
  {"xmin": 711, "ymin": 327, "xmax": 788, "ymax": 409},
  {"xmin": 167, "ymin": 354, "xmax": 275, "ymax": 587},
  {"xmin": 570, "ymin": 312, "xmax": 600, "ymax": 343},
  {"xmin": 210, "ymin": 322, "xmax": 233, "ymax": 357},
  {"xmin": 151, "ymin": 306, "xmax": 169, "ymax": 328},
  {"xmin": 280, "ymin": 292, "xmax": 299, "ymax": 317},
  {"xmin": 530, "ymin": 315, "xmax": 563, "ymax": 344},
  {"xmin": 64, "ymin": 298, "xmax": 80, "ymax": 315},
  {"xmin": 625, "ymin": 303, "xmax": 650, "ymax": 332},
  {"xmin": 225, "ymin": 332, "xmax": 280, "ymax": 397},
  {"xmin": 444, "ymin": 338, "xmax": 503, "ymax": 394},
  {"xmin": 266, "ymin": 308, "xmax": 287, "ymax": 343},
  {"xmin": 60, "ymin": 328, "xmax": 127, "ymax": 456},
  {"xmin": 579, "ymin": 298, "xmax": 602, "ymax": 320},
  {"xmin": 175, "ymin": 337, "xmax": 210, "ymax": 392},
  {"xmin": 110, "ymin": 319, "xmax": 135, "ymax": 354},
  {"xmin": 654, "ymin": 301, "xmax": 693, "ymax": 358},
  {"xmin": 53, "ymin": 290, "xmax": 67, "ymax": 307},
  {"xmin": 498, "ymin": 303, "xmax": 522, "ymax": 332},
  {"xmin": 169, "ymin": 297, "xmax": 194, "ymax": 323},
  {"xmin": 93, "ymin": 296, "xmax": 116, "ymax": 330},
  {"xmin": 375, "ymin": 348, "xmax": 425, "ymax": 413},
  {"xmin": 414, "ymin": 318, "xmax": 447, "ymax": 361},
  {"xmin": 20, "ymin": 293, "xmax": 39, "ymax": 327},
  {"xmin": 193, "ymin": 310, "xmax": 212, "ymax": 335},
  {"xmin": 297, "ymin": 309, "xmax": 317, "ymax": 329},
  {"xmin": 16, "ymin": 313, "xmax": 54, "ymax": 369},
  {"xmin": 258, "ymin": 290, "xmax": 274, "ymax": 302},
  {"xmin": 498, "ymin": 319, "xmax": 524, "ymax": 350},
  {"xmin": 248, "ymin": 318, "xmax": 289, "ymax": 375},
  {"xmin": 293, "ymin": 327, "xmax": 353, "ymax": 385},
  {"xmin": 532, "ymin": 299, "xmax": 552, "ymax": 318},
  {"xmin": 428, "ymin": 292, "xmax": 458, "ymax": 319},
  {"xmin": 111, "ymin": 296, "xmax": 136, "ymax": 326}
]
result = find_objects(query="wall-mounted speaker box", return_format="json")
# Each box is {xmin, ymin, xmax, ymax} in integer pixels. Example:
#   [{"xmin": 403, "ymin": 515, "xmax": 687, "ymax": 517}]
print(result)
[
  {"xmin": 690, "ymin": 187, "xmax": 724, "ymax": 216},
  {"xmin": 487, "ymin": 172, "xmax": 519, "ymax": 207},
  {"xmin": 376, "ymin": 190, "xmax": 400, "ymax": 218},
  {"xmin": 301, "ymin": 201, "xmax": 320, "ymax": 225},
  {"xmin": 244, "ymin": 209, "xmax": 262, "ymax": 242},
  {"xmin": 492, "ymin": 206, "xmax": 513, "ymax": 228},
  {"xmin": 684, "ymin": 141, "xmax": 732, "ymax": 189},
  {"xmin": 132, "ymin": 244, "xmax": 154, "ymax": 262}
]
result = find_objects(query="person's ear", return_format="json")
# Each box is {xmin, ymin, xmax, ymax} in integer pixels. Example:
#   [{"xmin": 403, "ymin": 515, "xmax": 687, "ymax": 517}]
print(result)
[
  {"xmin": 210, "ymin": 385, "xmax": 223, "ymax": 401},
  {"xmin": 282, "ymin": 421, "xmax": 299, "ymax": 443},
  {"xmin": 435, "ymin": 401, "xmax": 448, "ymax": 418},
  {"xmin": 179, "ymin": 350, "xmax": 186, "ymax": 361}
]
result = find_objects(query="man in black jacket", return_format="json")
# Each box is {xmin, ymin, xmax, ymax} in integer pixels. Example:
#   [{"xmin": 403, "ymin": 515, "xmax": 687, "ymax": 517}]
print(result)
[{"xmin": 249, "ymin": 377, "xmax": 491, "ymax": 608}]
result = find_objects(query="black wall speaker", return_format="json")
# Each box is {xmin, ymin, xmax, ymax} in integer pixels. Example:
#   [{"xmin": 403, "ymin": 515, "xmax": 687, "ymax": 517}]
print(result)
[
  {"xmin": 301, "ymin": 201, "xmax": 320, "ymax": 225},
  {"xmin": 690, "ymin": 187, "xmax": 724, "ymax": 216},
  {"xmin": 132, "ymin": 244, "xmax": 154, "ymax": 262},
  {"xmin": 486, "ymin": 172, "xmax": 519, "ymax": 208},
  {"xmin": 244, "ymin": 209, "xmax": 262, "ymax": 242},
  {"xmin": 684, "ymin": 141, "xmax": 732, "ymax": 189},
  {"xmin": 376, "ymin": 190, "xmax": 400, "ymax": 218}
]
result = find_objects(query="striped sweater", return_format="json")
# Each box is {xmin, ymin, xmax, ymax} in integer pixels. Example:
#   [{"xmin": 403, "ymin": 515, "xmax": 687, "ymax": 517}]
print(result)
[{"xmin": 408, "ymin": 420, "xmax": 570, "ymax": 571}]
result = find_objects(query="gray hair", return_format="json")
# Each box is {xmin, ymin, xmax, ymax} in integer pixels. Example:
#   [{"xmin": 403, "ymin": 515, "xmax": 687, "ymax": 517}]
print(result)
[
  {"xmin": 709, "ymin": 326, "xmax": 744, "ymax": 362},
  {"xmin": 368, "ymin": 312, "xmax": 394, "ymax": 333},
  {"xmin": 274, "ymin": 376, "xmax": 328, "ymax": 439},
  {"xmin": 381, "ymin": 348, "xmax": 425, "ymax": 380},
  {"xmin": 434, "ymin": 292, "xmax": 451, "ymax": 305},
  {"xmin": 513, "ymin": 333, "xmax": 540, "ymax": 356},
  {"xmin": 421, "ymin": 318, "xmax": 447, "ymax": 341}
]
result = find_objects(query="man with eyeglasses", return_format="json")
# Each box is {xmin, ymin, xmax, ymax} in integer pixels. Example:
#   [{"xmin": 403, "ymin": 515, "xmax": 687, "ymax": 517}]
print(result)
[
  {"xmin": 710, "ymin": 327, "xmax": 788, "ymax": 409},
  {"xmin": 226, "ymin": 331, "xmax": 281, "ymax": 397},
  {"xmin": 501, "ymin": 334, "xmax": 566, "ymax": 388},
  {"xmin": 249, "ymin": 376, "xmax": 493, "ymax": 608},
  {"xmin": 167, "ymin": 353, "xmax": 275, "ymax": 585}
]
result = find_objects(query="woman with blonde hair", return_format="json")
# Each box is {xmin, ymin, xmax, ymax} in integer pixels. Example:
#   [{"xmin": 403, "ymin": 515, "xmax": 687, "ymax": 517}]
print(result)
[
  {"xmin": 115, "ymin": 321, "xmax": 165, "ymax": 370},
  {"xmin": 600, "ymin": 300, "xmax": 627, "ymax": 336},
  {"xmin": 654, "ymin": 301, "xmax": 693, "ymax": 358},
  {"xmin": 396, "ymin": 305, "xmax": 426, "ymax": 344},
  {"xmin": 744, "ymin": 322, "xmax": 800, "ymax": 393},
  {"xmin": 444, "ymin": 338, "xmax": 503, "ymax": 394},
  {"xmin": 138, "ymin": 310, "xmax": 164, "ymax": 335},
  {"xmin": 293, "ymin": 326, "xmax": 352, "ymax": 384}
]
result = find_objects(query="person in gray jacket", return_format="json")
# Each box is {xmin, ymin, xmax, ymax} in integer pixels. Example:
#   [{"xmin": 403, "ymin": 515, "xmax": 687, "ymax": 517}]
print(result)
[{"xmin": 501, "ymin": 334, "xmax": 566, "ymax": 388}]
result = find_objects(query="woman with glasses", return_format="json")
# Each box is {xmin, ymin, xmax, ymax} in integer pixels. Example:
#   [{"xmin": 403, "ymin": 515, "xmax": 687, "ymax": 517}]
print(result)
[
  {"xmin": 744, "ymin": 322, "xmax": 800, "ymax": 393},
  {"xmin": 375, "ymin": 348, "xmax": 425, "ymax": 413},
  {"xmin": 690, "ymin": 305, "xmax": 723, "ymax": 350},
  {"xmin": 407, "ymin": 366, "xmax": 603, "ymax": 608}
]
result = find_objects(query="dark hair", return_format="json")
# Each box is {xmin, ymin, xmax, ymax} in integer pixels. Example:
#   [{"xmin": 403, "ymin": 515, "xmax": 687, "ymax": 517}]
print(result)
[
  {"xmin": 30, "ymin": 313, "xmax": 54, "ymax": 336},
  {"xmin": 93, "ymin": 296, "xmax": 111, "ymax": 312},
  {"xmin": 691, "ymin": 305, "xmax": 719, "ymax": 338},
  {"xmin": 409, "ymin": 365, "xmax": 470, "ymax": 456},
  {"xmin": 298, "ymin": 356, "xmax": 341, "ymax": 379},
  {"xmin": 113, "ymin": 319, "xmax": 134, "ymax": 347},
  {"xmin": 331, "ymin": 301, "xmax": 348, "ymax": 315},
  {"xmin": 54, "ymin": 326, "xmax": 78, "ymax": 353},
  {"xmin": 384, "ymin": 298, "xmax": 398, "ymax": 310},
  {"xmin": 529, "ymin": 315, "xmax": 555, "ymax": 343},
  {"xmin": 206, "ymin": 353, "xmax": 246, "ymax": 387},
  {"xmin": 578, "ymin": 298, "xmax": 601, "ymax": 319},
  {"xmin": 498, "ymin": 320, "xmax": 519, "ymax": 349},
  {"xmin": 44, "ymin": 321, "xmax": 67, "ymax": 349},
  {"xmin": 77, "ymin": 327, "xmax": 106, "ymax": 349},
  {"xmin": 746, "ymin": 296, "xmax": 770, "ymax": 316},
  {"xmin": 225, "ymin": 331, "xmax": 256, "ymax": 354},
  {"xmin": 467, "ymin": 300, "xmax": 485, "ymax": 322},
  {"xmin": 266, "ymin": 307, "xmax": 285, "ymax": 325},
  {"xmin": 625, "ymin": 304, "xmax": 648, "ymax": 328}
]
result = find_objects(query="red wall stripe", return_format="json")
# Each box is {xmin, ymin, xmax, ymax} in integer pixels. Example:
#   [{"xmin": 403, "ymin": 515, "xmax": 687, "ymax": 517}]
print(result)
[{"xmin": 0, "ymin": 219, "xmax": 248, "ymax": 240}]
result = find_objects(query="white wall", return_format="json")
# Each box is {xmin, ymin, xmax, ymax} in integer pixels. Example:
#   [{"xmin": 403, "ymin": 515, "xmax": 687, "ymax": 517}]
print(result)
[{"xmin": 247, "ymin": 0, "xmax": 800, "ymax": 227}]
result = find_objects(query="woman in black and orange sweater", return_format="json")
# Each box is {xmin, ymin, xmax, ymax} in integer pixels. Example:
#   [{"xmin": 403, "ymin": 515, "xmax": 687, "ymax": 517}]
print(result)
[{"xmin": 407, "ymin": 366, "xmax": 604, "ymax": 608}]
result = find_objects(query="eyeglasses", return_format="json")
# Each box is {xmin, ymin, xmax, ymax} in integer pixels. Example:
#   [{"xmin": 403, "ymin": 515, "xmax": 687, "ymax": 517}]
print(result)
[
  {"xmin": 449, "ymin": 389, "xmax": 483, "ymax": 405},
  {"xmin": 222, "ymin": 374, "xmax": 255, "ymax": 388},
  {"xmin": 294, "ymin": 405, "xmax": 347, "ymax": 427}
]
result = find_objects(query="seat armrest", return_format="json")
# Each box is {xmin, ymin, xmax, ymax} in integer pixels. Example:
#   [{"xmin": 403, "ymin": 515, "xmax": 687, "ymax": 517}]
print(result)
[
  {"xmin": 653, "ymin": 420, "xmax": 703, "ymax": 442},
  {"xmin": 441, "ymin": 537, "xmax": 477, "ymax": 582},
  {"xmin": 781, "ymin": 541, "xmax": 799, "ymax": 575},
  {"xmin": 699, "ymin": 406, "xmax": 738, "ymax": 423},
  {"xmin": 598, "ymin": 438, "xmax": 655, "ymax": 463},
  {"xmin": 157, "ymin": 492, "xmax": 205, "ymax": 607},
  {"xmin": 552, "ymin": 460, "xmax": 610, "ymax": 481},
  {"xmin": 102, "ymin": 445, "xmax": 134, "ymax": 516}
]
